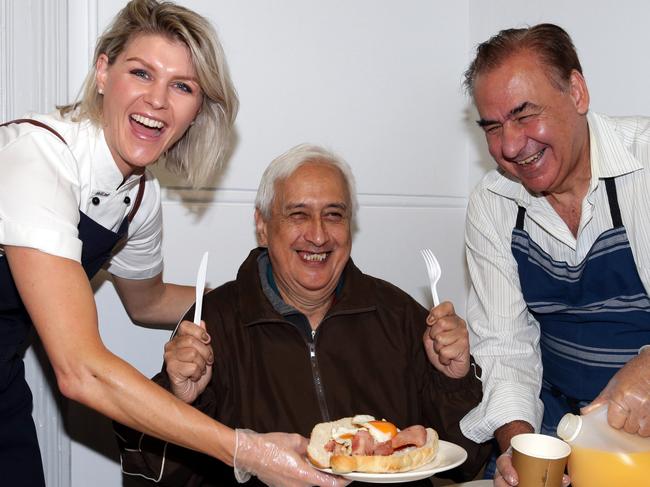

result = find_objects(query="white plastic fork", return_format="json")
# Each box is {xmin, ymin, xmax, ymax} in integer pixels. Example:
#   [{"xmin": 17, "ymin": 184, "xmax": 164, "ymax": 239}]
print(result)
[{"xmin": 420, "ymin": 248, "xmax": 441, "ymax": 307}]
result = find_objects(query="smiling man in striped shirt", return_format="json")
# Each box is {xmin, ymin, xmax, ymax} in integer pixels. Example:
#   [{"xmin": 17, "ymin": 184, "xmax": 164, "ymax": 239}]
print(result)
[{"xmin": 454, "ymin": 23, "xmax": 650, "ymax": 486}]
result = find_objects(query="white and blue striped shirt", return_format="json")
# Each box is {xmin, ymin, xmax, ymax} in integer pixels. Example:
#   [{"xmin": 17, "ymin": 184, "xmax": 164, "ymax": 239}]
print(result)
[{"xmin": 461, "ymin": 112, "xmax": 650, "ymax": 443}]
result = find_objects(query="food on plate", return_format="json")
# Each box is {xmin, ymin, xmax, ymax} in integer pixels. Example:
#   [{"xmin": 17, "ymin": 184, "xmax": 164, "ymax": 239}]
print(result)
[{"xmin": 307, "ymin": 414, "xmax": 439, "ymax": 474}]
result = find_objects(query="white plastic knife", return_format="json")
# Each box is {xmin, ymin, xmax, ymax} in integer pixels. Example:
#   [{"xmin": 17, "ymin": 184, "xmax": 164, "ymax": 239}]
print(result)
[{"xmin": 193, "ymin": 251, "xmax": 209, "ymax": 325}]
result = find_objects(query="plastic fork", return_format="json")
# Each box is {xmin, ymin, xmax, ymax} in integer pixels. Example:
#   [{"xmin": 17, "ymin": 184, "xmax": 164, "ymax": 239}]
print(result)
[{"xmin": 420, "ymin": 248, "xmax": 441, "ymax": 307}]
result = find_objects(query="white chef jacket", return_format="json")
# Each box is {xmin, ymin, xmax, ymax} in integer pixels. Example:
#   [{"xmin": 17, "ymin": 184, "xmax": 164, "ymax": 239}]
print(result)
[
  {"xmin": 461, "ymin": 112, "xmax": 650, "ymax": 442},
  {"xmin": 0, "ymin": 111, "xmax": 163, "ymax": 279}
]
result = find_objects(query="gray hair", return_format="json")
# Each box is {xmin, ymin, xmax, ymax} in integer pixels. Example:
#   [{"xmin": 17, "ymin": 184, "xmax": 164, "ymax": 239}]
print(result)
[
  {"xmin": 59, "ymin": 0, "xmax": 238, "ymax": 187},
  {"xmin": 255, "ymin": 144, "xmax": 358, "ymax": 221}
]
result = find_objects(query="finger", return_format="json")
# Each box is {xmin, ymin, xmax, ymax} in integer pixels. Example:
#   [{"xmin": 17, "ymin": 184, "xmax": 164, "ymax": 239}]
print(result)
[
  {"xmin": 168, "ymin": 359, "xmax": 208, "ymax": 382},
  {"xmin": 199, "ymin": 320, "xmax": 211, "ymax": 343},
  {"xmin": 435, "ymin": 341, "xmax": 467, "ymax": 367},
  {"xmin": 422, "ymin": 329, "xmax": 439, "ymax": 364},
  {"xmin": 607, "ymin": 400, "xmax": 629, "ymax": 430},
  {"xmin": 178, "ymin": 320, "xmax": 211, "ymax": 343},
  {"xmin": 624, "ymin": 404, "xmax": 642, "ymax": 435},
  {"xmin": 496, "ymin": 453, "xmax": 518, "ymax": 486},
  {"xmin": 176, "ymin": 347, "xmax": 210, "ymax": 371},
  {"xmin": 426, "ymin": 301, "xmax": 455, "ymax": 324},
  {"xmin": 429, "ymin": 315, "xmax": 465, "ymax": 334},
  {"xmin": 431, "ymin": 327, "xmax": 465, "ymax": 349},
  {"xmin": 639, "ymin": 415, "xmax": 650, "ymax": 437},
  {"xmin": 165, "ymin": 337, "xmax": 214, "ymax": 365},
  {"xmin": 294, "ymin": 434, "xmax": 308, "ymax": 454},
  {"xmin": 580, "ymin": 396, "xmax": 607, "ymax": 415}
]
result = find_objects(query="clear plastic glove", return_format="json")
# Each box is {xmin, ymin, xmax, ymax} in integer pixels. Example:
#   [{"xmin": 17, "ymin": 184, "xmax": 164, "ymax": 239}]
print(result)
[
  {"xmin": 582, "ymin": 349, "xmax": 650, "ymax": 436},
  {"xmin": 164, "ymin": 320, "xmax": 213, "ymax": 403},
  {"xmin": 423, "ymin": 301, "xmax": 470, "ymax": 378},
  {"xmin": 494, "ymin": 447, "xmax": 570, "ymax": 487},
  {"xmin": 233, "ymin": 429, "xmax": 350, "ymax": 487}
]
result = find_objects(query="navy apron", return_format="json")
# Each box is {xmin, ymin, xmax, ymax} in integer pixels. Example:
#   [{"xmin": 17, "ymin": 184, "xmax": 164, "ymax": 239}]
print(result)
[
  {"xmin": 511, "ymin": 177, "xmax": 650, "ymax": 434},
  {"xmin": 0, "ymin": 119, "xmax": 145, "ymax": 486}
]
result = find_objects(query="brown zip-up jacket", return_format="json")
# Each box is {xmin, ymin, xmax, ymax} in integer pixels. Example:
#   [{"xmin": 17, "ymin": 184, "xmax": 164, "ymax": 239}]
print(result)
[{"xmin": 115, "ymin": 248, "xmax": 489, "ymax": 486}]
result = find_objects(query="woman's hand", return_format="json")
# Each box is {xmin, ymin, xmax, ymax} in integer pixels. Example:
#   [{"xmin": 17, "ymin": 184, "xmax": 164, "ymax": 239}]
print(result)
[
  {"xmin": 233, "ymin": 429, "xmax": 350, "ymax": 487},
  {"xmin": 164, "ymin": 320, "xmax": 213, "ymax": 403},
  {"xmin": 423, "ymin": 301, "xmax": 470, "ymax": 378}
]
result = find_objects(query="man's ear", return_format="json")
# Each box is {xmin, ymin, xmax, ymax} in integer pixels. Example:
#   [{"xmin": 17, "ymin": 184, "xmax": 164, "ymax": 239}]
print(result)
[
  {"xmin": 254, "ymin": 209, "xmax": 269, "ymax": 247},
  {"xmin": 569, "ymin": 69, "xmax": 590, "ymax": 115}
]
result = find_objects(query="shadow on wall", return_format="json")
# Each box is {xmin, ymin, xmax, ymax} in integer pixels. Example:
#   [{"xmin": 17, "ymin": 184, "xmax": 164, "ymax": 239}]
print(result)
[
  {"xmin": 463, "ymin": 101, "xmax": 494, "ymax": 181},
  {"xmin": 149, "ymin": 127, "xmax": 241, "ymax": 217}
]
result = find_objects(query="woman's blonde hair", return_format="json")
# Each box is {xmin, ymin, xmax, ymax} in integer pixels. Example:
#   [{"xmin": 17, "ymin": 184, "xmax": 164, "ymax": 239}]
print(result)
[{"xmin": 60, "ymin": 0, "xmax": 238, "ymax": 187}]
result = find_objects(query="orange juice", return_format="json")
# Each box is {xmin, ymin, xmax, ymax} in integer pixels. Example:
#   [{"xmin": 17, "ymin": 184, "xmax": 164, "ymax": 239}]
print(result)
[{"xmin": 568, "ymin": 446, "xmax": 650, "ymax": 487}]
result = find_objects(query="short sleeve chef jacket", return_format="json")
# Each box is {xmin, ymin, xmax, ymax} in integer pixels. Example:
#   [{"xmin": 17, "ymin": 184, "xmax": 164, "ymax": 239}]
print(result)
[{"xmin": 0, "ymin": 111, "xmax": 163, "ymax": 279}]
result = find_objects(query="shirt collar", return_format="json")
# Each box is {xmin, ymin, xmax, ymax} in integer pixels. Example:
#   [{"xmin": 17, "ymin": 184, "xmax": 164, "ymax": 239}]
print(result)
[
  {"xmin": 486, "ymin": 111, "xmax": 644, "ymax": 205},
  {"xmin": 90, "ymin": 124, "xmax": 142, "ymax": 194},
  {"xmin": 257, "ymin": 249, "xmax": 345, "ymax": 317}
]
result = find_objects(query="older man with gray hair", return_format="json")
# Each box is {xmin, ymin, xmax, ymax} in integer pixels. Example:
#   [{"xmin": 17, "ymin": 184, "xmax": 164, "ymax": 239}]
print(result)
[{"xmin": 115, "ymin": 144, "xmax": 489, "ymax": 486}]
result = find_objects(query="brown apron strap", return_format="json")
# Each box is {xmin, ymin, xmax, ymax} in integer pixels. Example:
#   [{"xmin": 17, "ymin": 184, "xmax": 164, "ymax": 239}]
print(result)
[
  {"xmin": 3, "ymin": 117, "xmax": 146, "ymax": 223},
  {"xmin": 127, "ymin": 175, "xmax": 146, "ymax": 223},
  {"xmin": 0, "ymin": 118, "xmax": 67, "ymax": 145}
]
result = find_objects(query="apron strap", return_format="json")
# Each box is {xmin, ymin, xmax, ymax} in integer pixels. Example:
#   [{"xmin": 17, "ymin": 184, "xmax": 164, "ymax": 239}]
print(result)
[
  {"xmin": 516, "ymin": 178, "xmax": 622, "ymax": 231},
  {"xmin": 2, "ymin": 118, "xmax": 147, "ymax": 224},
  {"xmin": 0, "ymin": 118, "xmax": 67, "ymax": 145},
  {"xmin": 127, "ymin": 175, "xmax": 146, "ymax": 223},
  {"xmin": 515, "ymin": 205, "xmax": 526, "ymax": 230},
  {"xmin": 604, "ymin": 177, "xmax": 623, "ymax": 228}
]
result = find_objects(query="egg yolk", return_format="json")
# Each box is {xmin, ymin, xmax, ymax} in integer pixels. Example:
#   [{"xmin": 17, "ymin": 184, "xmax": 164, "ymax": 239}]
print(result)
[{"xmin": 367, "ymin": 421, "xmax": 398, "ymax": 438}]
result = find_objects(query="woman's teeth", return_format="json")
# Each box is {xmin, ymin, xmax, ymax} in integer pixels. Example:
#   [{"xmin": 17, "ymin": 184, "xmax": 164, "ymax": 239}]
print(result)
[
  {"xmin": 131, "ymin": 114, "xmax": 164, "ymax": 129},
  {"xmin": 302, "ymin": 252, "xmax": 327, "ymax": 262},
  {"xmin": 517, "ymin": 149, "xmax": 544, "ymax": 165}
]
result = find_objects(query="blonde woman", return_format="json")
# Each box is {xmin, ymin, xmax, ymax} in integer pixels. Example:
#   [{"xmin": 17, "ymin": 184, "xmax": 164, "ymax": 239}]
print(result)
[{"xmin": 0, "ymin": 1, "xmax": 345, "ymax": 486}]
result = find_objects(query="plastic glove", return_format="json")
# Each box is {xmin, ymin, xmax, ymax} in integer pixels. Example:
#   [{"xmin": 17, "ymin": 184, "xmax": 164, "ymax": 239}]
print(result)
[
  {"xmin": 164, "ymin": 320, "xmax": 214, "ymax": 403},
  {"xmin": 423, "ymin": 301, "xmax": 470, "ymax": 378},
  {"xmin": 233, "ymin": 429, "xmax": 350, "ymax": 487},
  {"xmin": 582, "ymin": 349, "xmax": 650, "ymax": 436},
  {"xmin": 494, "ymin": 447, "xmax": 570, "ymax": 487}
]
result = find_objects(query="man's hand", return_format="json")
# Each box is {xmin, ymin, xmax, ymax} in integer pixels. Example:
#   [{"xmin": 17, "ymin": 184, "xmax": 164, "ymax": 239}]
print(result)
[
  {"xmin": 423, "ymin": 301, "xmax": 470, "ymax": 378},
  {"xmin": 164, "ymin": 320, "xmax": 214, "ymax": 403},
  {"xmin": 493, "ymin": 421, "xmax": 569, "ymax": 487},
  {"xmin": 494, "ymin": 447, "xmax": 570, "ymax": 487},
  {"xmin": 582, "ymin": 349, "xmax": 650, "ymax": 436}
]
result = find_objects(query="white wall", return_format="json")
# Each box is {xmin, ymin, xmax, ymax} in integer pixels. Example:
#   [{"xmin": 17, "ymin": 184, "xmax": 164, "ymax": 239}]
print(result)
[{"xmin": 4, "ymin": 1, "xmax": 650, "ymax": 485}]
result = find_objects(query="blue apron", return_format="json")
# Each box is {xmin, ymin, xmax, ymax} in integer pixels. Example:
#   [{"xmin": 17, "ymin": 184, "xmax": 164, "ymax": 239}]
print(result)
[
  {"xmin": 0, "ymin": 119, "xmax": 145, "ymax": 486},
  {"xmin": 511, "ymin": 177, "xmax": 650, "ymax": 434}
]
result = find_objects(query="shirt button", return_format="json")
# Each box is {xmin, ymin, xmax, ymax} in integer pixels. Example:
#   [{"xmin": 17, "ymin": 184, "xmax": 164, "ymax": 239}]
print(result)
[
  {"xmin": 92, "ymin": 196, "xmax": 100, "ymax": 206},
  {"xmin": 124, "ymin": 196, "xmax": 131, "ymax": 205}
]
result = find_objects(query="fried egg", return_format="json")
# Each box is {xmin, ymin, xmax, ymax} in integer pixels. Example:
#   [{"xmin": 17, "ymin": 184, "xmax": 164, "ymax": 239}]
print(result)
[
  {"xmin": 350, "ymin": 414, "xmax": 399, "ymax": 443},
  {"xmin": 362, "ymin": 420, "xmax": 399, "ymax": 443},
  {"xmin": 331, "ymin": 426, "xmax": 358, "ymax": 446}
]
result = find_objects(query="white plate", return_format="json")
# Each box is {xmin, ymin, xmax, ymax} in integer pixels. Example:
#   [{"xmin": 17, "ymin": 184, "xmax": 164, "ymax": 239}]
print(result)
[{"xmin": 316, "ymin": 440, "xmax": 468, "ymax": 484}]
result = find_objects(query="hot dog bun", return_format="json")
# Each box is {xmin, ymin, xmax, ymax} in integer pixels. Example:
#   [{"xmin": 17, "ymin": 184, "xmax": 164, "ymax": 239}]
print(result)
[{"xmin": 307, "ymin": 416, "xmax": 439, "ymax": 474}]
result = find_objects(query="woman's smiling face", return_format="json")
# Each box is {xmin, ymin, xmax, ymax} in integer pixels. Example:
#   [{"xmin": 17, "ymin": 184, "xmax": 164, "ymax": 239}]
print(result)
[{"xmin": 95, "ymin": 33, "xmax": 203, "ymax": 177}]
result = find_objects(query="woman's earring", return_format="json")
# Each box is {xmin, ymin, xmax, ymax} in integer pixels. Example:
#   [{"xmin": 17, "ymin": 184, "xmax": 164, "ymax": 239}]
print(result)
[{"xmin": 98, "ymin": 88, "xmax": 104, "ymax": 95}]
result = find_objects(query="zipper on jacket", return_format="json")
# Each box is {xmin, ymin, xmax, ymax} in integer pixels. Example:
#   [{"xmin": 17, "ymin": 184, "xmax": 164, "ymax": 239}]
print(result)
[{"xmin": 307, "ymin": 330, "xmax": 330, "ymax": 422}]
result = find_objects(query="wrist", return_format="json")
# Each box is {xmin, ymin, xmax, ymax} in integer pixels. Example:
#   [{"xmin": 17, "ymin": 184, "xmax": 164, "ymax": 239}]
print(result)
[{"xmin": 494, "ymin": 420, "xmax": 534, "ymax": 452}]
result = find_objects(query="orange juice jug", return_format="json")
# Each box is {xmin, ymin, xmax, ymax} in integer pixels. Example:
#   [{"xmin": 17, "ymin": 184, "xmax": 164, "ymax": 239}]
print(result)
[{"xmin": 557, "ymin": 405, "xmax": 650, "ymax": 487}]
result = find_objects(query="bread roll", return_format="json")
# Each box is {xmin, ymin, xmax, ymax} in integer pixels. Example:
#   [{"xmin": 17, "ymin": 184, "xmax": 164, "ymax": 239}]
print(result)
[{"xmin": 307, "ymin": 417, "xmax": 439, "ymax": 474}]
